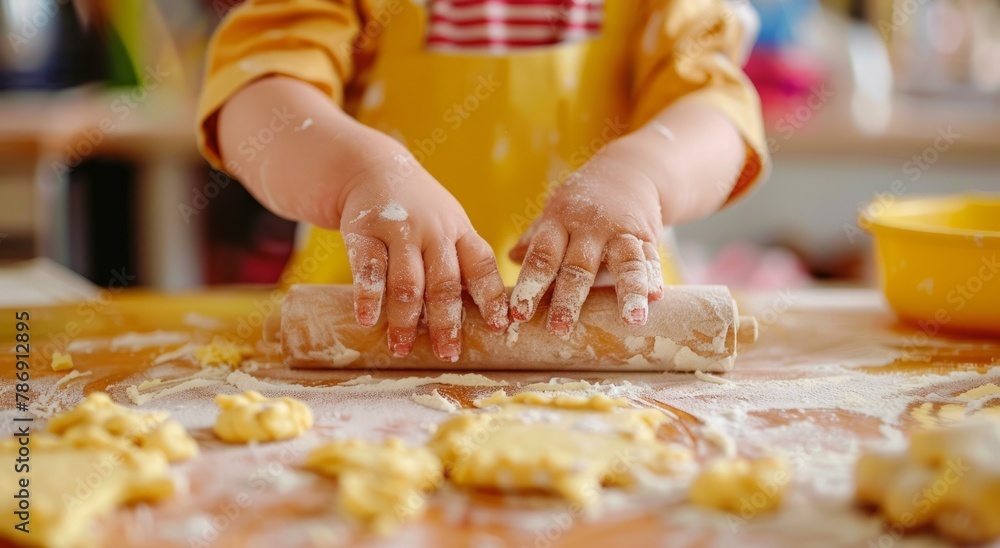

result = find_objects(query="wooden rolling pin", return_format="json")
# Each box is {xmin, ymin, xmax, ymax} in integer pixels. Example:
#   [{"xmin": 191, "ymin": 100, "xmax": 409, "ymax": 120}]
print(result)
[{"xmin": 277, "ymin": 284, "xmax": 757, "ymax": 372}]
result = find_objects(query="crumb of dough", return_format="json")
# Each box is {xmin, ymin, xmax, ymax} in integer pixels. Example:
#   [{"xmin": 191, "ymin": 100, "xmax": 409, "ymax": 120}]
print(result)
[
  {"xmin": 855, "ymin": 420, "xmax": 1000, "ymax": 544},
  {"xmin": 51, "ymin": 351, "xmax": 73, "ymax": 371},
  {"xmin": 306, "ymin": 438, "xmax": 442, "ymax": 534},
  {"xmin": 690, "ymin": 457, "xmax": 790, "ymax": 513},
  {"xmin": 214, "ymin": 391, "xmax": 313, "ymax": 443},
  {"xmin": 433, "ymin": 391, "xmax": 692, "ymax": 506},
  {"xmin": 194, "ymin": 336, "xmax": 255, "ymax": 368}
]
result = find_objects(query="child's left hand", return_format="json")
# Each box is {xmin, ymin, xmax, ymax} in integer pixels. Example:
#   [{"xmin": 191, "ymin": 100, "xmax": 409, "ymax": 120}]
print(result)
[{"xmin": 508, "ymin": 147, "xmax": 665, "ymax": 337}]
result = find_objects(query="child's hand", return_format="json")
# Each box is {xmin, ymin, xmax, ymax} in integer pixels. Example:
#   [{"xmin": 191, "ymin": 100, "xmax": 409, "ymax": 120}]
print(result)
[
  {"xmin": 219, "ymin": 78, "xmax": 508, "ymax": 362},
  {"xmin": 508, "ymin": 150, "xmax": 665, "ymax": 337},
  {"xmin": 340, "ymin": 144, "xmax": 509, "ymax": 361}
]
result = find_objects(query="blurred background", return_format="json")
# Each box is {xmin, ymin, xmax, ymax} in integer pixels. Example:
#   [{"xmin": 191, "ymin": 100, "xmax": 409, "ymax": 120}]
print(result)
[{"xmin": 0, "ymin": 0, "xmax": 998, "ymax": 299}]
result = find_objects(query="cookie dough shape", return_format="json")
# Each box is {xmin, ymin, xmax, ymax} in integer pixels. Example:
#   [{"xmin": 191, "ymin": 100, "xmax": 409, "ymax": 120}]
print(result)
[
  {"xmin": 306, "ymin": 438, "xmax": 442, "ymax": 534},
  {"xmin": 431, "ymin": 391, "xmax": 693, "ymax": 506},
  {"xmin": 1, "ymin": 393, "xmax": 184, "ymax": 547},
  {"xmin": 690, "ymin": 457, "xmax": 790, "ymax": 514},
  {"xmin": 46, "ymin": 392, "xmax": 198, "ymax": 461},
  {"xmin": 855, "ymin": 420, "xmax": 1000, "ymax": 544},
  {"xmin": 0, "ymin": 447, "xmax": 175, "ymax": 548},
  {"xmin": 214, "ymin": 390, "xmax": 313, "ymax": 443}
]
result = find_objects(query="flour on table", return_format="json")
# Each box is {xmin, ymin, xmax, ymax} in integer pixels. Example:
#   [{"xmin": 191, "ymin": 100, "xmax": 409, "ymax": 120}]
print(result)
[
  {"xmin": 110, "ymin": 331, "xmax": 190, "ymax": 351},
  {"xmin": 182, "ymin": 312, "xmax": 224, "ymax": 330},
  {"xmin": 522, "ymin": 379, "xmax": 596, "ymax": 391},
  {"xmin": 694, "ymin": 370, "xmax": 734, "ymax": 385},
  {"xmin": 410, "ymin": 389, "xmax": 459, "ymax": 413},
  {"xmin": 153, "ymin": 342, "xmax": 201, "ymax": 365},
  {"xmin": 54, "ymin": 369, "xmax": 91, "ymax": 388},
  {"xmin": 227, "ymin": 371, "xmax": 507, "ymax": 394},
  {"xmin": 125, "ymin": 367, "xmax": 229, "ymax": 406}
]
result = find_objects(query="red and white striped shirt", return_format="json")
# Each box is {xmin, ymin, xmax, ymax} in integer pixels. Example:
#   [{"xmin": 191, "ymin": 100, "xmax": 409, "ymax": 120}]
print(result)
[{"xmin": 426, "ymin": 0, "xmax": 605, "ymax": 51}]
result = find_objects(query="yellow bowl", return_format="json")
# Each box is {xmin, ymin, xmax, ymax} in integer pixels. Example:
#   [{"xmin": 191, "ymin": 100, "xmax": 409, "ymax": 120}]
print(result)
[{"xmin": 861, "ymin": 194, "xmax": 1000, "ymax": 336}]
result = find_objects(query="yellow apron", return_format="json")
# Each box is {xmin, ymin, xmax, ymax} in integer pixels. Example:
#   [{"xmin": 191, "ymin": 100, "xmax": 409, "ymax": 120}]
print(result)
[{"xmin": 281, "ymin": 1, "xmax": 682, "ymax": 287}]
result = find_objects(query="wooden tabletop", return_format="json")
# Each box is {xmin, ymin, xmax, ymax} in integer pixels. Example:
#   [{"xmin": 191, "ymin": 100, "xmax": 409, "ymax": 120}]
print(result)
[{"xmin": 2, "ymin": 287, "xmax": 998, "ymax": 547}]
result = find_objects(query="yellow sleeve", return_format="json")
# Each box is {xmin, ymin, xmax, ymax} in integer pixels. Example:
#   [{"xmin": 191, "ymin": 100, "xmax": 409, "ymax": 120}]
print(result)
[
  {"xmin": 196, "ymin": 0, "xmax": 362, "ymax": 171},
  {"xmin": 630, "ymin": 0, "xmax": 770, "ymax": 203}
]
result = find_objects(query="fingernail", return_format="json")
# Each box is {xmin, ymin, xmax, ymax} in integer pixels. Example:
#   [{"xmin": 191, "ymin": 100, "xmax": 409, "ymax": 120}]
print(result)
[
  {"xmin": 510, "ymin": 307, "xmax": 528, "ymax": 323},
  {"xmin": 437, "ymin": 344, "xmax": 460, "ymax": 361},
  {"xmin": 550, "ymin": 321, "xmax": 570, "ymax": 336},
  {"xmin": 490, "ymin": 316, "xmax": 510, "ymax": 332},
  {"xmin": 630, "ymin": 307, "xmax": 647, "ymax": 325},
  {"xmin": 357, "ymin": 313, "xmax": 376, "ymax": 328},
  {"xmin": 390, "ymin": 342, "xmax": 412, "ymax": 358},
  {"xmin": 548, "ymin": 308, "xmax": 572, "ymax": 336}
]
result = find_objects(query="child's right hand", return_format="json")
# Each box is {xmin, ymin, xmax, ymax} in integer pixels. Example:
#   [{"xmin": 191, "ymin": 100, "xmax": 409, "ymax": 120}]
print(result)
[
  {"xmin": 219, "ymin": 77, "xmax": 508, "ymax": 362},
  {"xmin": 338, "ymin": 143, "xmax": 510, "ymax": 361}
]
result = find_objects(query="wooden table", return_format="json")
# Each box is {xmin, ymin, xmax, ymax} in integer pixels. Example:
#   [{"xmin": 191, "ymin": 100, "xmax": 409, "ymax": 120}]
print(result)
[{"xmin": 2, "ymin": 287, "xmax": 998, "ymax": 547}]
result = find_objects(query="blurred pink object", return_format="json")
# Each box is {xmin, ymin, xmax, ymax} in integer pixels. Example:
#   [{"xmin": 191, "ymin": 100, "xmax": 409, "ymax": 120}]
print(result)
[{"xmin": 691, "ymin": 243, "xmax": 811, "ymax": 290}]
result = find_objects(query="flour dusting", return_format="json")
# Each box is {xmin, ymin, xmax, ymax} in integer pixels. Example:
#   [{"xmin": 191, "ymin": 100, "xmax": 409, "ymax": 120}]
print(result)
[{"xmin": 380, "ymin": 200, "xmax": 409, "ymax": 221}]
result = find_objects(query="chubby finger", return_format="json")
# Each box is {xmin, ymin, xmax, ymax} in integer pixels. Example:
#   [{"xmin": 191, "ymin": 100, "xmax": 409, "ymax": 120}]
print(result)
[
  {"xmin": 643, "ymin": 241, "xmax": 665, "ymax": 302},
  {"xmin": 547, "ymin": 235, "xmax": 603, "ymax": 337},
  {"xmin": 457, "ymin": 233, "xmax": 509, "ymax": 332},
  {"xmin": 344, "ymin": 233, "xmax": 388, "ymax": 327},
  {"xmin": 385, "ymin": 242, "xmax": 424, "ymax": 357},
  {"xmin": 424, "ymin": 243, "xmax": 463, "ymax": 362},
  {"xmin": 604, "ymin": 234, "xmax": 650, "ymax": 326},
  {"xmin": 508, "ymin": 220, "xmax": 542, "ymax": 263},
  {"xmin": 510, "ymin": 222, "xmax": 568, "ymax": 323}
]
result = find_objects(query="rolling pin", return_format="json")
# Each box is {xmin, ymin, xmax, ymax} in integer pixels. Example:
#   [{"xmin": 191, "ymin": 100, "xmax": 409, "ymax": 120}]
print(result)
[{"xmin": 277, "ymin": 284, "xmax": 757, "ymax": 372}]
